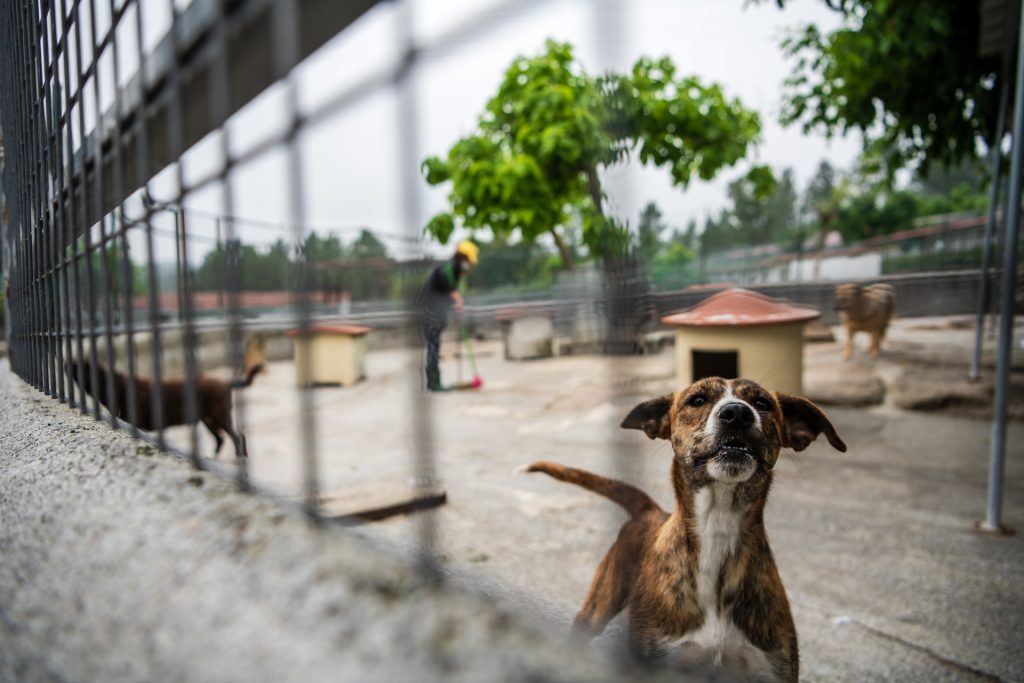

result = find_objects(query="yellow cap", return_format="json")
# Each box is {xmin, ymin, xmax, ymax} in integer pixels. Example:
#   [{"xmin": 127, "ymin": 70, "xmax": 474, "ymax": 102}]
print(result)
[{"xmin": 457, "ymin": 240, "xmax": 479, "ymax": 265}]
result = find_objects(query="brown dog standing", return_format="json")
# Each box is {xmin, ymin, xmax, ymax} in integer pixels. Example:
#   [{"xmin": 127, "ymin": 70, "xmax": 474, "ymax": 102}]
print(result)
[
  {"xmin": 68, "ymin": 357, "xmax": 263, "ymax": 456},
  {"xmin": 525, "ymin": 377, "xmax": 846, "ymax": 682}
]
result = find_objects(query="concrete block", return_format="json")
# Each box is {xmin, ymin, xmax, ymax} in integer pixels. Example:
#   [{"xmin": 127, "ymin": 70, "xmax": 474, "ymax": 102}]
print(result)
[{"xmin": 504, "ymin": 315, "xmax": 554, "ymax": 360}]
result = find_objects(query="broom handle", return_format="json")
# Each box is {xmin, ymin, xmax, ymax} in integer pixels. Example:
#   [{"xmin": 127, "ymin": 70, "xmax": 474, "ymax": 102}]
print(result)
[
  {"xmin": 455, "ymin": 316, "xmax": 463, "ymax": 385},
  {"xmin": 461, "ymin": 321, "xmax": 479, "ymax": 376}
]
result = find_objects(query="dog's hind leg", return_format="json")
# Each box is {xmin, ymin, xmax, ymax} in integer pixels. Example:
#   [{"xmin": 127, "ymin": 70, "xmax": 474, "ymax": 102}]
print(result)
[
  {"xmin": 223, "ymin": 425, "xmax": 243, "ymax": 457},
  {"xmin": 202, "ymin": 417, "xmax": 225, "ymax": 455},
  {"xmin": 571, "ymin": 540, "xmax": 633, "ymax": 639}
]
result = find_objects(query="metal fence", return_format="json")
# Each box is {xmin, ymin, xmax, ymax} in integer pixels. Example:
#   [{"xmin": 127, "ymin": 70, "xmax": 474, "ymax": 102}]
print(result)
[
  {"xmin": 1, "ymin": 0, "xmax": 654, "ymax": 614},
  {"xmin": 0, "ymin": 0, "xmax": 435, "ymax": 543}
]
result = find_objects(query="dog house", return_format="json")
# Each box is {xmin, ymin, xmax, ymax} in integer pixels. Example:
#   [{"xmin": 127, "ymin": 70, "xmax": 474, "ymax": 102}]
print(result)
[
  {"xmin": 661, "ymin": 288, "xmax": 820, "ymax": 394},
  {"xmin": 287, "ymin": 324, "xmax": 372, "ymax": 387}
]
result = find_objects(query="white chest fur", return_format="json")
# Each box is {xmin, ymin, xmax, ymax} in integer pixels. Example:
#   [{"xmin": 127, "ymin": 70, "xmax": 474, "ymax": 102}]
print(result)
[{"xmin": 664, "ymin": 484, "xmax": 778, "ymax": 680}]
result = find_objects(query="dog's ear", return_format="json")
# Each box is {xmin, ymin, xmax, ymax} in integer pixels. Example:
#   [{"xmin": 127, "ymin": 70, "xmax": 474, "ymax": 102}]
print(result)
[
  {"xmin": 621, "ymin": 394, "xmax": 674, "ymax": 440},
  {"xmin": 777, "ymin": 394, "xmax": 846, "ymax": 452}
]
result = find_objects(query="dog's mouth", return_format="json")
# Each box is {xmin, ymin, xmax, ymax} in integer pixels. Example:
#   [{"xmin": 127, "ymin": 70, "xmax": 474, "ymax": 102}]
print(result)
[
  {"xmin": 703, "ymin": 436, "xmax": 762, "ymax": 483},
  {"xmin": 717, "ymin": 437, "xmax": 755, "ymax": 459}
]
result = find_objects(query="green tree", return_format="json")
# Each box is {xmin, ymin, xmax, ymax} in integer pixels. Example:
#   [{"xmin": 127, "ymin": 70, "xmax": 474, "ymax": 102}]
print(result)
[
  {"xmin": 346, "ymin": 229, "xmax": 389, "ymax": 259},
  {"xmin": 776, "ymin": 0, "xmax": 1002, "ymax": 176},
  {"xmin": 727, "ymin": 167, "xmax": 797, "ymax": 244},
  {"xmin": 636, "ymin": 202, "xmax": 669, "ymax": 265},
  {"xmin": 422, "ymin": 40, "xmax": 765, "ymax": 266},
  {"xmin": 800, "ymin": 160, "xmax": 839, "ymax": 249}
]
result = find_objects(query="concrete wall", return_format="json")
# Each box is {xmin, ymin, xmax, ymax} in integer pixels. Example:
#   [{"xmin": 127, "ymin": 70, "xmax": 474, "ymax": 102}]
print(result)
[{"xmin": 0, "ymin": 365, "xmax": 693, "ymax": 683}]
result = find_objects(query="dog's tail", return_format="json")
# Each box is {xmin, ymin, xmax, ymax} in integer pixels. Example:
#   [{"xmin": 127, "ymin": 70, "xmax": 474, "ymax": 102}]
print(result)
[
  {"xmin": 231, "ymin": 362, "xmax": 265, "ymax": 389},
  {"xmin": 522, "ymin": 461, "xmax": 661, "ymax": 519}
]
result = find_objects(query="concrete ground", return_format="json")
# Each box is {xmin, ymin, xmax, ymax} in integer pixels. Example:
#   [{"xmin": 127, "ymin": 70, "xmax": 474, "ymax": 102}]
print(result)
[{"xmin": 166, "ymin": 316, "xmax": 1024, "ymax": 682}]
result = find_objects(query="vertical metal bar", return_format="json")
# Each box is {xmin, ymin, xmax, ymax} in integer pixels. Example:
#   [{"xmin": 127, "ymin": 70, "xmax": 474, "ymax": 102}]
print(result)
[
  {"xmin": 3, "ymin": 5, "xmax": 23, "ymax": 379},
  {"xmin": 25, "ymin": 0, "xmax": 44, "ymax": 394},
  {"xmin": 38, "ymin": 0, "xmax": 60, "ymax": 401},
  {"xmin": 49, "ymin": 0, "xmax": 72, "ymax": 406},
  {"xmin": 209, "ymin": 1, "xmax": 250, "ymax": 490},
  {"xmin": 72, "ymin": 0, "xmax": 102, "ymax": 419},
  {"xmin": 178, "ymin": 207, "xmax": 201, "ymax": 466},
  {"xmin": 131, "ymin": 0, "xmax": 166, "ymax": 448},
  {"xmin": 61, "ymin": 0, "xmax": 84, "ymax": 409},
  {"xmin": 163, "ymin": 0, "xmax": 201, "ymax": 468},
  {"xmin": 970, "ymin": 73, "xmax": 1010, "ymax": 382},
  {"xmin": 30, "ymin": 0, "xmax": 47, "ymax": 395},
  {"xmin": 105, "ymin": 0, "xmax": 139, "ymax": 436},
  {"xmin": 61, "ymin": 0, "xmax": 83, "ymax": 409},
  {"xmin": 41, "ymin": 0, "xmax": 58, "ymax": 399},
  {"xmin": 21, "ymin": 0, "xmax": 43, "ymax": 392},
  {"xmin": 983, "ymin": 7, "xmax": 1024, "ymax": 534},
  {"xmin": 0, "ymin": 6, "xmax": 22, "ymax": 380},
  {"xmin": 274, "ymin": 0, "xmax": 320, "ymax": 521},
  {"xmin": 11, "ymin": 0, "xmax": 28, "ymax": 383},
  {"xmin": 593, "ymin": 0, "xmax": 636, "ymax": 501},
  {"xmin": 395, "ymin": 0, "xmax": 438, "ymax": 571},
  {"xmin": 86, "ymin": 0, "xmax": 119, "ymax": 428}
]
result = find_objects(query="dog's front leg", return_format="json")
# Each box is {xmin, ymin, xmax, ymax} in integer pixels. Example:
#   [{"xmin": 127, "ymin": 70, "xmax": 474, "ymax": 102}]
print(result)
[{"xmin": 843, "ymin": 324, "xmax": 855, "ymax": 360}]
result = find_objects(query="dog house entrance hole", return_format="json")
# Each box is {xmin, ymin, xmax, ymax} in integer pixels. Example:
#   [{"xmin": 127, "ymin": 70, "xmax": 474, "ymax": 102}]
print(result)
[{"xmin": 692, "ymin": 349, "xmax": 738, "ymax": 382}]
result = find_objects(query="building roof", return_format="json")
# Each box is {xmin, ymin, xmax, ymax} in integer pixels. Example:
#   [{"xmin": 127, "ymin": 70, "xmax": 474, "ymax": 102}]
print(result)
[
  {"xmin": 287, "ymin": 324, "xmax": 373, "ymax": 336},
  {"xmin": 661, "ymin": 288, "xmax": 820, "ymax": 327}
]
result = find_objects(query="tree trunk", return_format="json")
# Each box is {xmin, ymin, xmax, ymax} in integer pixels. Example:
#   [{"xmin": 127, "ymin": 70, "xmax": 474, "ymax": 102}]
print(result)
[
  {"xmin": 586, "ymin": 165, "xmax": 604, "ymax": 218},
  {"xmin": 549, "ymin": 228, "xmax": 574, "ymax": 270}
]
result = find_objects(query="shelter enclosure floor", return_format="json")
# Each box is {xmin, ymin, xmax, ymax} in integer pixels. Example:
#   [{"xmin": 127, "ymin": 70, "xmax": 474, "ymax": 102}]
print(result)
[{"xmin": 165, "ymin": 316, "xmax": 1024, "ymax": 682}]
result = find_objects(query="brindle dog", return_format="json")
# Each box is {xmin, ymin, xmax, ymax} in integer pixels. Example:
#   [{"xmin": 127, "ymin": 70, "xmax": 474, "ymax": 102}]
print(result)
[{"xmin": 525, "ymin": 377, "xmax": 846, "ymax": 682}]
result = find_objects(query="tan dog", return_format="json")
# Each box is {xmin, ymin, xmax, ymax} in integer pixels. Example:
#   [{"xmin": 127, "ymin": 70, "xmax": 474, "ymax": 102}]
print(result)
[
  {"xmin": 834, "ymin": 282, "xmax": 895, "ymax": 360},
  {"xmin": 525, "ymin": 377, "xmax": 846, "ymax": 682}
]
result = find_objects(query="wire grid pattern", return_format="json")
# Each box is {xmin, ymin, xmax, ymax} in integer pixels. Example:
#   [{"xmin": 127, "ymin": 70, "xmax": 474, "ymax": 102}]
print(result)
[
  {"xmin": 0, "ymin": 0, "xmax": 433, "ymax": 537},
  {"xmin": 0, "ymin": 0, "xmax": 646, "ymax": 584}
]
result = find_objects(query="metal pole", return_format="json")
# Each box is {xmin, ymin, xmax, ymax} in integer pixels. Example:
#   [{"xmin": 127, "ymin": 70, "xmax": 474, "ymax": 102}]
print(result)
[
  {"xmin": 175, "ymin": 209, "xmax": 184, "ymax": 325},
  {"xmin": 215, "ymin": 217, "xmax": 224, "ymax": 310},
  {"xmin": 983, "ymin": 8, "xmax": 1024, "ymax": 533},
  {"xmin": 971, "ymin": 73, "xmax": 1011, "ymax": 382}
]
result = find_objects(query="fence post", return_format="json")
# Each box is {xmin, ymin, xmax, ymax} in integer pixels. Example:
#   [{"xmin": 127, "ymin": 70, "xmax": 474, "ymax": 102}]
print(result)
[
  {"xmin": 982, "ymin": 6, "xmax": 1024, "ymax": 533},
  {"xmin": 970, "ymin": 72, "xmax": 1010, "ymax": 382}
]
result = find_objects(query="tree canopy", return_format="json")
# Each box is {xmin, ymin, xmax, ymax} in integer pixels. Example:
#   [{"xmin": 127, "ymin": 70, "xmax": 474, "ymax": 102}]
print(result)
[
  {"xmin": 422, "ymin": 40, "xmax": 766, "ymax": 266},
  {"xmin": 775, "ymin": 0, "xmax": 1001, "ymax": 176}
]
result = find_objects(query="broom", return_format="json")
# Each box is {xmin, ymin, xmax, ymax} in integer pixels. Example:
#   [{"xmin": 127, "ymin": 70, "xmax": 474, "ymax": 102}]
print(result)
[{"xmin": 452, "ymin": 319, "xmax": 483, "ymax": 390}]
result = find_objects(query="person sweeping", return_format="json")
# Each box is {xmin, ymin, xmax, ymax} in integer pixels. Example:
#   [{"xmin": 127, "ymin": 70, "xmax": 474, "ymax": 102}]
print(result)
[{"xmin": 418, "ymin": 240, "xmax": 478, "ymax": 392}]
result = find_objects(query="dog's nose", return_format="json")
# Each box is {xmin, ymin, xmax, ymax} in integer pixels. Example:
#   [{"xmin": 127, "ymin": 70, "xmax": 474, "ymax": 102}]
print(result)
[{"xmin": 718, "ymin": 402, "xmax": 754, "ymax": 427}]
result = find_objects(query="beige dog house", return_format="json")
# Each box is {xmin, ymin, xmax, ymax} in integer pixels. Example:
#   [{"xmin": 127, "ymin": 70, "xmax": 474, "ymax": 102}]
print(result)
[
  {"xmin": 662, "ymin": 289, "xmax": 819, "ymax": 394},
  {"xmin": 288, "ymin": 324, "xmax": 372, "ymax": 387}
]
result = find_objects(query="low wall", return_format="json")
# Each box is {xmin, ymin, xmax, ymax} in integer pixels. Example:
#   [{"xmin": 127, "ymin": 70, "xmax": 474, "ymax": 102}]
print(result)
[
  {"xmin": 0, "ymin": 365, "xmax": 691, "ymax": 683},
  {"xmin": 84, "ymin": 270, "xmax": 994, "ymax": 376},
  {"xmin": 653, "ymin": 270, "xmax": 994, "ymax": 325}
]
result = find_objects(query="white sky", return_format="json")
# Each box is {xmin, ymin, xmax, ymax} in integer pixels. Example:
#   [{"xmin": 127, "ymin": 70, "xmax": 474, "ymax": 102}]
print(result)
[{"xmin": 122, "ymin": 0, "xmax": 861, "ymax": 263}]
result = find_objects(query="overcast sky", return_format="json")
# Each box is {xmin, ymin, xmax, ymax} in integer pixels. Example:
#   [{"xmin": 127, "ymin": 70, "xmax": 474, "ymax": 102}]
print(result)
[{"xmin": 129, "ymin": 0, "xmax": 861, "ymax": 263}]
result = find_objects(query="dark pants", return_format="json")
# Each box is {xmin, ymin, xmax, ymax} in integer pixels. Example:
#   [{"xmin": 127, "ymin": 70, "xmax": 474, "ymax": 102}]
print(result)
[{"xmin": 422, "ymin": 314, "xmax": 446, "ymax": 376}]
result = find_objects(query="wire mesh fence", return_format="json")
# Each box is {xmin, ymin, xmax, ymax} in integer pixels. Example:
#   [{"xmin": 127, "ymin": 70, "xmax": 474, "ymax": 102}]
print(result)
[{"xmin": 0, "ymin": 0, "xmax": 660, "ymax": 602}]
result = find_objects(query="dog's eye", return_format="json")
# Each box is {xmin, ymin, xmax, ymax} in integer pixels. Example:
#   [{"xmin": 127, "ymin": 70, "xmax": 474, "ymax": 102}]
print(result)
[
  {"xmin": 753, "ymin": 397, "xmax": 771, "ymax": 411},
  {"xmin": 689, "ymin": 395, "xmax": 707, "ymax": 407}
]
